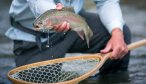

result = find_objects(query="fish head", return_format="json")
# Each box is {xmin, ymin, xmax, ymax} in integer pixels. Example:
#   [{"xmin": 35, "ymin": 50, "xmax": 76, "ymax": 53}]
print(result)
[
  {"xmin": 33, "ymin": 17, "xmax": 53, "ymax": 32},
  {"xmin": 33, "ymin": 20, "xmax": 43, "ymax": 31}
]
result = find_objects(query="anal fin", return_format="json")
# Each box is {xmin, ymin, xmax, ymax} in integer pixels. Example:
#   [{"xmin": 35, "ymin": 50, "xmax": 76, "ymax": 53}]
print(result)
[{"xmin": 76, "ymin": 30, "xmax": 85, "ymax": 40}]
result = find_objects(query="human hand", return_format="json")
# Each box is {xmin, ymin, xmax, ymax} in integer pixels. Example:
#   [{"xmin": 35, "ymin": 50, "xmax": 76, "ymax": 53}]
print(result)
[
  {"xmin": 53, "ymin": 3, "xmax": 70, "ymax": 32},
  {"xmin": 100, "ymin": 28, "xmax": 128, "ymax": 60}
]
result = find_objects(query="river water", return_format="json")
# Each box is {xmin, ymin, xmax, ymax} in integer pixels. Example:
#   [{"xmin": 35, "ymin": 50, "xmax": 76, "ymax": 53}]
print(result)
[{"xmin": 0, "ymin": 0, "xmax": 146, "ymax": 84}]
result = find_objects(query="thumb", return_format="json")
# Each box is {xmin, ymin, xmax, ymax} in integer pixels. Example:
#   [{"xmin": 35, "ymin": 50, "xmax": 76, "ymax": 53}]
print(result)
[
  {"xmin": 56, "ymin": 3, "xmax": 63, "ymax": 11},
  {"xmin": 100, "ymin": 44, "xmax": 112, "ymax": 54}
]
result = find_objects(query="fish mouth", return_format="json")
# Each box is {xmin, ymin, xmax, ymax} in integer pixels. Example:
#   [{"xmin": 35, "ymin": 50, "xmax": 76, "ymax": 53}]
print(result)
[
  {"xmin": 33, "ymin": 24, "xmax": 39, "ymax": 28},
  {"xmin": 33, "ymin": 23, "xmax": 42, "ymax": 29},
  {"xmin": 33, "ymin": 25, "xmax": 42, "ymax": 31}
]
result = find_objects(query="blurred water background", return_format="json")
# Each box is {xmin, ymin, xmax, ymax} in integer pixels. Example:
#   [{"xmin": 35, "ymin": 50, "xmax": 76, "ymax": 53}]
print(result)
[{"xmin": 0, "ymin": 0, "xmax": 146, "ymax": 84}]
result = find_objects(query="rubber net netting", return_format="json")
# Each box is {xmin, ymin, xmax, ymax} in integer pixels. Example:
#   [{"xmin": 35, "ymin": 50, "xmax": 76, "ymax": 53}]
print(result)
[{"xmin": 10, "ymin": 58, "xmax": 100, "ymax": 83}]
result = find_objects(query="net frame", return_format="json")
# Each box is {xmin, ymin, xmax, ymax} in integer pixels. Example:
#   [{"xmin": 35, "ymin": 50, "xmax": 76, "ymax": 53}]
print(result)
[{"xmin": 8, "ymin": 55, "xmax": 103, "ymax": 84}]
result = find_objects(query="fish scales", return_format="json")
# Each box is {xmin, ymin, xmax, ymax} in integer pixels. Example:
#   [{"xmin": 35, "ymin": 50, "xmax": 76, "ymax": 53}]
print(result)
[{"xmin": 33, "ymin": 7, "xmax": 93, "ymax": 47}]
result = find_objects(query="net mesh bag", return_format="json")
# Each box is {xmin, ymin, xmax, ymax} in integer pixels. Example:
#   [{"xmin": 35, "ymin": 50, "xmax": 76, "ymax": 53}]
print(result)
[{"xmin": 8, "ymin": 56, "xmax": 101, "ymax": 84}]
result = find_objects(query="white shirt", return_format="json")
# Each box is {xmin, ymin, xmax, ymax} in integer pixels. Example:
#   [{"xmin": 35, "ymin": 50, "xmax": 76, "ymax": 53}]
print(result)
[{"xmin": 5, "ymin": 0, "xmax": 124, "ymax": 42}]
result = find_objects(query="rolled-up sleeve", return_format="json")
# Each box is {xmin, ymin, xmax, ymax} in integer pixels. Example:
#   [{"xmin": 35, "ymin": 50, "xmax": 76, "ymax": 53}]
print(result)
[
  {"xmin": 95, "ymin": 0, "xmax": 125, "ymax": 33},
  {"xmin": 26, "ymin": 0, "xmax": 56, "ymax": 17}
]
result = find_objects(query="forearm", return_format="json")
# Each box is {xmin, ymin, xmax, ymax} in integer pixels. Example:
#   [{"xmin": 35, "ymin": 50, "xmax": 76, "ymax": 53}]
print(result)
[{"xmin": 96, "ymin": 0, "xmax": 125, "ymax": 33}]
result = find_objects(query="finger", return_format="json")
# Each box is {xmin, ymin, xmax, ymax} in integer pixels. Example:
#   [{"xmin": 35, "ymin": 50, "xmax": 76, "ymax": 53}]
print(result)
[
  {"xmin": 56, "ymin": 3, "xmax": 63, "ymax": 11},
  {"xmin": 118, "ymin": 48, "xmax": 125, "ymax": 59},
  {"xmin": 59, "ymin": 21, "xmax": 68, "ymax": 32},
  {"xmin": 111, "ymin": 48, "xmax": 120, "ymax": 60},
  {"xmin": 53, "ymin": 24, "xmax": 61, "ymax": 31},
  {"xmin": 53, "ymin": 22, "xmax": 69, "ymax": 32},
  {"xmin": 116, "ymin": 44, "xmax": 128, "ymax": 59},
  {"xmin": 100, "ymin": 44, "xmax": 112, "ymax": 54},
  {"xmin": 119, "ymin": 47, "xmax": 129, "ymax": 59},
  {"xmin": 63, "ymin": 22, "xmax": 70, "ymax": 32}
]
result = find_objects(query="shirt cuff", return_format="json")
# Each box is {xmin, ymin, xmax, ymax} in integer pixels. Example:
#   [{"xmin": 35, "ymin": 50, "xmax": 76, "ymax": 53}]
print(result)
[{"xmin": 106, "ymin": 21, "xmax": 124, "ymax": 33}]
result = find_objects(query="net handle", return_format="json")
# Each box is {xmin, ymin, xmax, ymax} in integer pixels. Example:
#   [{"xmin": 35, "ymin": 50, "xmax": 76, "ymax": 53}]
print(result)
[
  {"xmin": 128, "ymin": 39, "xmax": 146, "ymax": 50},
  {"xmin": 99, "ymin": 39, "xmax": 146, "ymax": 70}
]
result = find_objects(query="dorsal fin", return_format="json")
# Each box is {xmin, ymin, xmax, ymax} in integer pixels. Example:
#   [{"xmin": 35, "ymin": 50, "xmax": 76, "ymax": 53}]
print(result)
[
  {"xmin": 44, "ymin": 6, "xmax": 75, "ymax": 14},
  {"xmin": 61, "ymin": 6, "xmax": 75, "ymax": 13}
]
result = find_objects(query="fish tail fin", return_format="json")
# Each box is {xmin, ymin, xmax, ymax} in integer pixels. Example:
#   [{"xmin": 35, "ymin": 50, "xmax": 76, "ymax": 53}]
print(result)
[
  {"xmin": 86, "ymin": 36, "xmax": 90, "ymax": 48},
  {"xmin": 84, "ymin": 31, "xmax": 90, "ymax": 48},
  {"xmin": 84, "ymin": 27, "xmax": 93, "ymax": 48}
]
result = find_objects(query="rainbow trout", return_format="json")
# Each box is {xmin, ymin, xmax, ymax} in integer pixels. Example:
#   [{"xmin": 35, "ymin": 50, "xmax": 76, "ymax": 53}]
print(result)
[{"xmin": 33, "ymin": 7, "xmax": 93, "ymax": 47}]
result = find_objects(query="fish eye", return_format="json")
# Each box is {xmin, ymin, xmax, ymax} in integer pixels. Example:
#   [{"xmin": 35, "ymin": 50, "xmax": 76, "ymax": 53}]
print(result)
[{"xmin": 38, "ymin": 22, "xmax": 42, "ymax": 24}]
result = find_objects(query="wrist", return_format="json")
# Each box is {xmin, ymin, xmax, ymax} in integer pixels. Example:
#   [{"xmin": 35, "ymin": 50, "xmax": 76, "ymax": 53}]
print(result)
[
  {"xmin": 112, "ymin": 28, "xmax": 122, "ymax": 35},
  {"xmin": 111, "ymin": 28, "xmax": 124, "ymax": 38}
]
